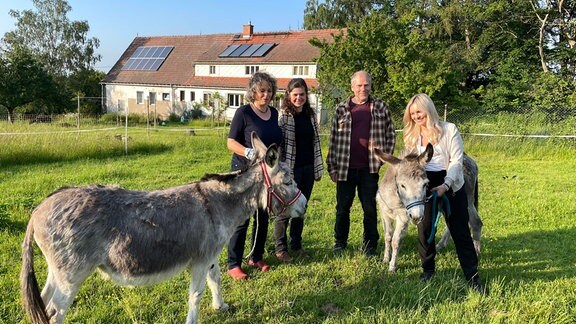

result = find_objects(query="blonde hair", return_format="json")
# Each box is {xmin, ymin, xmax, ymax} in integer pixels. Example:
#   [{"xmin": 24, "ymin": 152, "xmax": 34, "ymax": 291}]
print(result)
[{"xmin": 402, "ymin": 93, "xmax": 443, "ymax": 149}]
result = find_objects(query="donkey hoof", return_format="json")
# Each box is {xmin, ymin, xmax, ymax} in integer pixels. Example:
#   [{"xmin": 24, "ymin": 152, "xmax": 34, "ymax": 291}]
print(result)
[
  {"xmin": 214, "ymin": 302, "xmax": 229, "ymax": 312},
  {"xmin": 388, "ymin": 266, "xmax": 396, "ymax": 273}
]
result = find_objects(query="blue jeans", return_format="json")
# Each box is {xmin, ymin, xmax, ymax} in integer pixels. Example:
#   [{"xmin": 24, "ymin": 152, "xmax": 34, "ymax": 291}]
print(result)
[{"xmin": 334, "ymin": 168, "xmax": 379, "ymax": 250}]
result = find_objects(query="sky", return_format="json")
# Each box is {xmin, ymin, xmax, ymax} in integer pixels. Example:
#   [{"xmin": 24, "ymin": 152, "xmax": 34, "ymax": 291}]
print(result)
[{"xmin": 0, "ymin": 0, "xmax": 308, "ymax": 73}]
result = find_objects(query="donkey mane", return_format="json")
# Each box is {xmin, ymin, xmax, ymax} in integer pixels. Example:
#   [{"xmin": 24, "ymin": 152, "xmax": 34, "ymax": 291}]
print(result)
[{"xmin": 200, "ymin": 172, "xmax": 240, "ymax": 182}]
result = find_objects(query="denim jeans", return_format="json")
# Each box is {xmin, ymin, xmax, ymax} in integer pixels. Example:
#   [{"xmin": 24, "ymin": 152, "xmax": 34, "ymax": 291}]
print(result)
[{"xmin": 334, "ymin": 168, "xmax": 379, "ymax": 250}]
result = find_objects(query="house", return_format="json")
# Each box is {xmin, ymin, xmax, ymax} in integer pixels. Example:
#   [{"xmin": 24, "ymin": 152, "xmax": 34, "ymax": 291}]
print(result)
[{"xmin": 101, "ymin": 24, "xmax": 343, "ymax": 123}]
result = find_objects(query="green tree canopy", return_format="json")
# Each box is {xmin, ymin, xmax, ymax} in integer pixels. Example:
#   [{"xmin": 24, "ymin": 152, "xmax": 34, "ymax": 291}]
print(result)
[
  {"xmin": 0, "ymin": 49, "xmax": 61, "ymax": 122},
  {"xmin": 2, "ymin": 0, "xmax": 101, "ymax": 78}
]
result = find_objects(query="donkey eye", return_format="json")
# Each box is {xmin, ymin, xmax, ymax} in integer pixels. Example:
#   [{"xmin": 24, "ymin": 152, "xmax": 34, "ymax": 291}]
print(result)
[{"xmin": 400, "ymin": 184, "xmax": 406, "ymax": 189}]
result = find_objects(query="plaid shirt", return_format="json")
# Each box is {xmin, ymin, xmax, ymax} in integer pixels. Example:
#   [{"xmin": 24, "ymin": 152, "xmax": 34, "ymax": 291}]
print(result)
[
  {"xmin": 279, "ymin": 111, "xmax": 324, "ymax": 180},
  {"xmin": 326, "ymin": 96, "xmax": 396, "ymax": 181}
]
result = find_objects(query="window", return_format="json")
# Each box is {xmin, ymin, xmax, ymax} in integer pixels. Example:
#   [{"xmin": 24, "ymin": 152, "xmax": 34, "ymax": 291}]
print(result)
[
  {"xmin": 149, "ymin": 92, "xmax": 156, "ymax": 105},
  {"xmin": 293, "ymin": 65, "xmax": 309, "ymax": 76},
  {"xmin": 245, "ymin": 65, "xmax": 259, "ymax": 75},
  {"xmin": 203, "ymin": 93, "xmax": 213, "ymax": 105},
  {"xmin": 136, "ymin": 91, "xmax": 143, "ymax": 104},
  {"xmin": 227, "ymin": 94, "xmax": 244, "ymax": 107},
  {"xmin": 179, "ymin": 90, "xmax": 185, "ymax": 101},
  {"xmin": 162, "ymin": 93, "xmax": 170, "ymax": 101},
  {"xmin": 190, "ymin": 91, "xmax": 196, "ymax": 101},
  {"xmin": 209, "ymin": 65, "xmax": 216, "ymax": 74}
]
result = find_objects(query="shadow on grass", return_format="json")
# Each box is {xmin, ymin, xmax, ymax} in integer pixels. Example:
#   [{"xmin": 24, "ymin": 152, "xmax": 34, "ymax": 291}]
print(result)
[
  {"xmin": 480, "ymin": 227, "xmax": 576, "ymax": 281},
  {"xmin": 0, "ymin": 143, "xmax": 173, "ymax": 168}
]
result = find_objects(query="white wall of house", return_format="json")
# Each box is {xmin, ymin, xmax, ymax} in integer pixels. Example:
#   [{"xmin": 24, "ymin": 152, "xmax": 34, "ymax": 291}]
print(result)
[
  {"xmin": 195, "ymin": 64, "xmax": 317, "ymax": 79},
  {"xmin": 104, "ymin": 62, "xmax": 326, "ymax": 122}
]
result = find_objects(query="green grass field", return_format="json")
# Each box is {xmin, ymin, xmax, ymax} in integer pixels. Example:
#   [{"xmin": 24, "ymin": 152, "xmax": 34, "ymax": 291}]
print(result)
[{"xmin": 1, "ymin": 124, "xmax": 575, "ymax": 323}]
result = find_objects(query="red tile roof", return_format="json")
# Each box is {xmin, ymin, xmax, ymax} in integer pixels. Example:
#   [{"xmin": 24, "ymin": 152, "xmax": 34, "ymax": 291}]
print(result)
[{"xmin": 103, "ymin": 28, "xmax": 343, "ymax": 90}]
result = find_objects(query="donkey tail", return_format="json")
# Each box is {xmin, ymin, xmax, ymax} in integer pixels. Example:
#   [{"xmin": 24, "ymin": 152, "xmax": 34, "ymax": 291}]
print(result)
[
  {"xmin": 474, "ymin": 178, "xmax": 479, "ymax": 211},
  {"xmin": 20, "ymin": 220, "xmax": 50, "ymax": 324}
]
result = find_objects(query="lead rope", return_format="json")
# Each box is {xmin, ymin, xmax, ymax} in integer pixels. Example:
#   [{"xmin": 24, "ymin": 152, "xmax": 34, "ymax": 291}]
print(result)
[{"xmin": 427, "ymin": 191, "xmax": 451, "ymax": 244}]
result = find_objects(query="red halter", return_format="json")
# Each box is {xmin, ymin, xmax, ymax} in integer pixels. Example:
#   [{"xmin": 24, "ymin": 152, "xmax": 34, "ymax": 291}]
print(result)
[{"xmin": 259, "ymin": 160, "xmax": 302, "ymax": 216}]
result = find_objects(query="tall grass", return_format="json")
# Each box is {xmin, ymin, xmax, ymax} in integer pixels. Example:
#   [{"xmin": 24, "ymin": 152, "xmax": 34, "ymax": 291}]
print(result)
[{"xmin": 1, "ymin": 124, "xmax": 575, "ymax": 323}]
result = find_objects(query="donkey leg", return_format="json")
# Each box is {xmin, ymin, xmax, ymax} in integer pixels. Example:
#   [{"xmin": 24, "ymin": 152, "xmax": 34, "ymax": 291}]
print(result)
[
  {"xmin": 389, "ymin": 220, "xmax": 409, "ymax": 273},
  {"xmin": 41, "ymin": 268, "xmax": 56, "ymax": 302},
  {"xmin": 205, "ymin": 260, "xmax": 229, "ymax": 311},
  {"xmin": 436, "ymin": 227, "xmax": 452, "ymax": 251},
  {"xmin": 468, "ymin": 206, "xmax": 482, "ymax": 256},
  {"xmin": 381, "ymin": 215, "xmax": 393, "ymax": 264},
  {"xmin": 186, "ymin": 263, "xmax": 209, "ymax": 324},
  {"xmin": 43, "ymin": 275, "xmax": 83, "ymax": 324}
]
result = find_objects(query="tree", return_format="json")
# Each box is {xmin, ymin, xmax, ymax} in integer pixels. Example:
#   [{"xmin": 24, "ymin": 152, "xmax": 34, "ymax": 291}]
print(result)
[
  {"xmin": 0, "ymin": 49, "xmax": 61, "ymax": 123},
  {"xmin": 2, "ymin": 0, "xmax": 101, "ymax": 78},
  {"xmin": 66, "ymin": 68, "xmax": 106, "ymax": 114},
  {"xmin": 303, "ymin": 0, "xmax": 390, "ymax": 30}
]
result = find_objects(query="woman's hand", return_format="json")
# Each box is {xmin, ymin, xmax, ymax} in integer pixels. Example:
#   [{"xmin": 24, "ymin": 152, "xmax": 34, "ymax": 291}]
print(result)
[{"xmin": 432, "ymin": 185, "xmax": 448, "ymax": 197}]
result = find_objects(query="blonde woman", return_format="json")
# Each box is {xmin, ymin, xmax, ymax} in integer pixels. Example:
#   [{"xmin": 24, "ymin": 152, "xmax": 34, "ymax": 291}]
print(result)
[{"xmin": 403, "ymin": 93, "xmax": 485, "ymax": 294}]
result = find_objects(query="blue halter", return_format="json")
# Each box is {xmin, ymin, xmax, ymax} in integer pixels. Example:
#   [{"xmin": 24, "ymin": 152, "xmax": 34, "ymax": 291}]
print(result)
[{"xmin": 427, "ymin": 190, "xmax": 451, "ymax": 244}]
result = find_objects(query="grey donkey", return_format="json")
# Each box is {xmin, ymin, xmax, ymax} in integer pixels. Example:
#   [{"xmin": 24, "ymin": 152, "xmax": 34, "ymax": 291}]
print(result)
[
  {"xmin": 20, "ymin": 132, "xmax": 307, "ymax": 324},
  {"xmin": 375, "ymin": 145, "xmax": 482, "ymax": 272}
]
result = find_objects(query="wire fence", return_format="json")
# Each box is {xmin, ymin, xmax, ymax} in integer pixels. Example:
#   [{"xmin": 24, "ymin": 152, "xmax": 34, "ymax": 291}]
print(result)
[{"xmin": 1, "ymin": 108, "xmax": 575, "ymax": 140}]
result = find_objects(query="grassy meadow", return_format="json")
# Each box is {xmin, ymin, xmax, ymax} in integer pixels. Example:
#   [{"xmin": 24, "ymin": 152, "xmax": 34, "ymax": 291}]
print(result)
[{"xmin": 1, "ymin": 121, "xmax": 575, "ymax": 323}]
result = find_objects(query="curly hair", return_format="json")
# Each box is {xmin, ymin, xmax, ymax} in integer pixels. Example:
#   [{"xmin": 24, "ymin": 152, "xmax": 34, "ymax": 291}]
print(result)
[
  {"xmin": 281, "ymin": 78, "xmax": 313, "ymax": 117},
  {"xmin": 245, "ymin": 71, "xmax": 277, "ymax": 103}
]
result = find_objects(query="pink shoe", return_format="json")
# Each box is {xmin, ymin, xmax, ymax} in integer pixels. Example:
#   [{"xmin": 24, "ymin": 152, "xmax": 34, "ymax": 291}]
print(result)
[
  {"xmin": 227, "ymin": 267, "xmax": 249, "ymax": 280},
  {"xmin": 248, "ymin": 259, "xmax": 271, "ymax": 272}
]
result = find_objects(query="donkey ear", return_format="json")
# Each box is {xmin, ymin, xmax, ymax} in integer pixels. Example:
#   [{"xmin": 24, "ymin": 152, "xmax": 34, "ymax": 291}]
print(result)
[
  {"xmin": 419, "ymin": 143, "xmax": 433, "ymax": 164},
  {"xmin": 374, "ymin": 147, "xmax": 400, "ymax": 165},
  {"xmin": 265, "ymin": 144, "xmax": 279, "ymax": 167},
  {"xmin": 251, "ymin": 132, "xmax": 267, "ymax": 159}
]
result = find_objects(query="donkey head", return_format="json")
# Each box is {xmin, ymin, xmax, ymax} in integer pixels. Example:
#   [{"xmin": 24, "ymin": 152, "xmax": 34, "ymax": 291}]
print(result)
[
  {"xmin": 251, "ymin": 132, "xmax": 307, "ymax": 218},
  {"xmin": 375, "ymin": 144, "xmax": 433, "ymax": 224}
]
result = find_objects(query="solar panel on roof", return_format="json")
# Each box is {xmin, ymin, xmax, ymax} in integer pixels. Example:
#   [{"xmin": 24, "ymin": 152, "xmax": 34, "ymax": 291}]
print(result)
[
  {"xmin": 252, "ymin": 43, "xmax": 274, "ymax": 57},
  {"xmin": 230, "ymin": 44, "xmax": 251, "ymax": 56},
  {"xmin": 218, "ymin": 43, "xmax": 275, "ymax": 58},
  {"xmin": 240, "ymin": 44, "xmax": 263, "ymax": 57},
  {"xmin": 121, "ymin": 46, "xmax": 173, "ymax": 71},
  {"xmin": 219, "ymin": 45, "xmax": 241, "ymax": 57}
]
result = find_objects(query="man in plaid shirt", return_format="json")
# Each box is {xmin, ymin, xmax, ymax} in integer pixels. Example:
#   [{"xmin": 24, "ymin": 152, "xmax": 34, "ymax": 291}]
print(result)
[{"xmin": 326, "ymin": 70, "xmax": 396, "ymax": 256}]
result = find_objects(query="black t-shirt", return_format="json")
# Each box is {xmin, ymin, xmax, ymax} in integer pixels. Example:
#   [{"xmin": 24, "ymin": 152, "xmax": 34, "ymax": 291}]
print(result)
[
  {"xmin": 228, "ymin": 104, "xmax": 283, "ymax": 170},
  {"xmin": 293, "ymin": 112, "xmax": 315, "ymax": 168}
]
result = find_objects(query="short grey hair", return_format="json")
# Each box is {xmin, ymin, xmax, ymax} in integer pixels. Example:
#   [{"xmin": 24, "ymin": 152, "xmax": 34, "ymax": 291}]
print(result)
[
  {"xmin": 350, "ymin": 70, "xmax": 372, "ymax": 85},
  {"xmin": 246, "ymin": 72, "xmax": 278, "ymax": 103}
]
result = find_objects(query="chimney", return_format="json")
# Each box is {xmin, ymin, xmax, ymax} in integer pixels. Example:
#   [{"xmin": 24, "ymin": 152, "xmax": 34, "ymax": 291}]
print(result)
[{"xmin": 242, "ymin": 23, "xmax": 253, "ymax": 39}]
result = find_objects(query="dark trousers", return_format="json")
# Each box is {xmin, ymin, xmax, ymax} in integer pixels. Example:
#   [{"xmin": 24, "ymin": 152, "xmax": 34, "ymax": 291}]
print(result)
[
  {"xmin": 274, "ymin": 164, "xmax": 315, "ymax": 253},
  {"xmin": 418, "ymin": 171, "xmax": 479, "ymax": 280},
  {"xmin": 334, "ymin": 168, "xmax": 380, "ymax": 250},
  {"xmin": 227, "ymin": 208, "xmax": 269, "ymax": 269},
  {"xmin": 227, "ymin": 159, "xmax": 269, "ymax": 269}
]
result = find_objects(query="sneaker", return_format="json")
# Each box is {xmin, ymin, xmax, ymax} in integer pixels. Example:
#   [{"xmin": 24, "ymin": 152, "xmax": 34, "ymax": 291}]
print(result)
[
  {"xmin": 469, "ymin": 277, "xmax": 488, "ymax": 295},
  {"xmin": 248, "ymin": 259, "xmax": 271, "ymax": 271},
  {"xmin": 227, "ymin": 267, "xmax": 249, "ymax": 280},
  {"xmin": 363, "ymin": 247, "xmax": 378, "ymax": 257},
  {"xmin": 293, "ymin": 249, "xmax": 310, "ymax": 259},
  {"xmin": 332, "ymin": 244, "xmax": 347, "ymax": 252},
  {"xmin": 275, "ymin": 251, "xmax": 293, "ymax": 263},
  {"xmin": 420, "ymin": 271, "xmax": 435, "ymax": 282}
]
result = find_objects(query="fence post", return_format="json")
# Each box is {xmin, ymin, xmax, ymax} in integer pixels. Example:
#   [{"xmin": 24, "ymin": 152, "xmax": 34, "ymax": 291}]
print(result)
[
  {"xmin": 444, "ymin": 104, "xmax": 447, "ymax": 122},
  {"xmin": 77, "ymin": 95, "xmax": 81, "ymax": 129}
]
